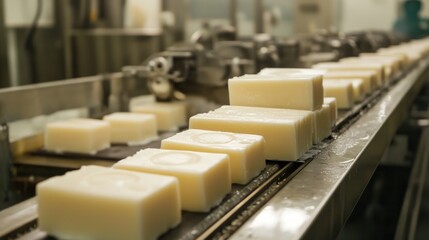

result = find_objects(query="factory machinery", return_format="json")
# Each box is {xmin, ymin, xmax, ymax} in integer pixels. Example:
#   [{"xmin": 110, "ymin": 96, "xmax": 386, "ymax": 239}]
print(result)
[{"xmin": 1, "ymin": 29, "xmax": 429, "ymax": 240}]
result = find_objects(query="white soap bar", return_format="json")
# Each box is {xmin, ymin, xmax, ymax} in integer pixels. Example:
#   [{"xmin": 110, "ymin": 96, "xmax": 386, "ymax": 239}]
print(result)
[
  {"xmin": 114, "ymin": 148, "xmax": 231, "ymax": 212},
  {"xmin": 324, "ymin": 98, "xmax": 337, "ymax": 127},
  {"xmin": 323, "ymin": 81, "xmax": 354, "ymax": 109},
  {"xmin": 313, "ymin": 62, "xmax": 384, "ymax": 87},
  {"xmin": 131, "ymin": 101, "xmax": 187, "ymax": 131},
  {"xmin": 37, "ymin": 166, "xmax": 181, "ymax": 240},
  {"xmin": 229, "ymin": 73, "xmax": 323, "ymax": 111},
  {"xmin": 324, "ymin": 79, "xmax": 364, "ymax": 103},
  {"xmin": 103, "ymin": 112, "xmax": 158, "ymax": 145},
  {"xmin": 44, "ymin": 118, "xmax": 110, "ymax": 154},
  {"xmin": 190, "ymin": 106, "xmax": 313, "ymax": 161},
  {"xmin": 313, "ymin": 105, "xmax": 332, "ymax": 143},
  {"xmin": 323, "ymin": 71, "xmax": 377, "ymax": 94},
  {"xmin": 161, "ymin": 129, "xmax": 266, "ymax": 184}
]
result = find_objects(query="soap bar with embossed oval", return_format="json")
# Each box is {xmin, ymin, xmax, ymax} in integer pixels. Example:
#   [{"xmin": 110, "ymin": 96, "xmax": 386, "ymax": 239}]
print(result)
[
  {"xmin": 37, "ymin": 165, "xmax": 181, "ymax": 240},
  {"xmin": 113, "ymin": 148, "xmax": 231, "ymax": 212},
  {"xmin": 190, "ymin": 105, "xmax": 314, "ymax": 161},
  {"xmin": 161, "ymin": 129, "xmax": 265, "ymax": 184}
]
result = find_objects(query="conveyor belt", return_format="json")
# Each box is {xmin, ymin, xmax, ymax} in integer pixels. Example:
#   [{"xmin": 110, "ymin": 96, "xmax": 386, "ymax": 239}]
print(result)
[
  {"xmin": 231, "ymin": 60, "xmax": 429, "ymax": 239},
  {"xmin": 2, "ymin": 60, "xmax": 427, "ymax": 240}
]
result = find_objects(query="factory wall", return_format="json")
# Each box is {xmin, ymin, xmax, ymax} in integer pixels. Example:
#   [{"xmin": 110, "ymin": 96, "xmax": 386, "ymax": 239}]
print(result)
[{"xmin": 339, "ymin": 0, "xmax": 398, "ymax": 32}]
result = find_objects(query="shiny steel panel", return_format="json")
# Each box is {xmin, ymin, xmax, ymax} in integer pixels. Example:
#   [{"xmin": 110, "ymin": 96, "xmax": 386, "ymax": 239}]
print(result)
[
  {"xmin": 0, "ymin": 198, "xmax": 37, "ymax": 238},
  {"xmin": 0, "ymin": 75, "xmax": 105, "ymax": 123}
]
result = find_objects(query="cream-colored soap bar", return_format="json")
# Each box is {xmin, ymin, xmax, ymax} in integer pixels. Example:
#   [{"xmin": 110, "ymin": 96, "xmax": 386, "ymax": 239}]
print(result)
[
  {"xmin": 37, "ymin": 166, "xmax": 181, "ymax": 240},
  {"xmin": 313, "ymin": 62, "xmax": 384, "ymax": 87},
  {"xmin": 377, "ymin": 48, "xmax": 420, "ymax": 66},
  {"xmin": 213, "ymin": 105, "xmax": 314, "ymax": 152},
  {"xmin": 229, "ymin": 73, "xmax": 323, "ymax": 111},
  {"xmin": 44, "ymin": 118, "xmax": 110, "ymax": 154},
  {"xmin": 350, "ymin": 79, "xmax": 365, "ymax": 102},
  {"xmin": 358, "ymin": 53, "xmax": 405, "ymax": 71},
  {"xmin": 190, "ymin": 106, "xmax": 313, "ymax": 161},
  {"xmin": 369, "ymin": 51, "xmax": 410, "ymax": 68},
  {"xmin": 324, "ymin": 79, "xmax": 364, "ymax": 103},
  {"xmin": 258, "ymin": 67, "xmax": 326, "ymax": 76},
  {"xmin": 324, "ymin": 98, "xmax": 337, "ymax": 127},
  {"xmin": 323, "ymin": 71, "xmax": 376, "ymax": 94},
  {"xmin": 131, "ymin": 101, "xmax": 187, "ymax": 131},
  {"xmin": 313, "ymin": 105, "xmax": 332, "ymax": 143},
  {"xmin": 161, "ymin": 129, "xmax": 266, "ymax": 184},
  {"xmin": 103, "ymin": 112, "xmax": 158, "ymax": 145},
  {"xmin": 114, "ymin": 148, "xmax": 231, "ymax": 212},
  {"xmin": 340, "ymin": 57, "xmax": 398, "ymax": 79},
  {"xmin": 357, "ymin": 54, "xmax": 404, "ymax": 71},
  {"xmin": 323, "ymin": 81, "xmax": 354, "ymax": 109}
]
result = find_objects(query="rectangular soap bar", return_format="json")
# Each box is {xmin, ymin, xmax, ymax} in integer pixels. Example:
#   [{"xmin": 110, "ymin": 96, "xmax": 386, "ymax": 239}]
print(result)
[
  {"xmin": 313, "ymin": 62, "xmax": 384, "ymax": 87},
  {"xmin": 229, "ymin": 73, "xmax": 323, "ymax": 111},
  {"xmin": 213, "ymin": 105, "xmax": 314, "ymax": 152},
  {"xmin": 359, "ymin": 53, "xmax": 405, "ymax": 71},
  {"xmin": 258, "ymin": 68, "xmax": 327, "ymax": 76},
  {"xmin": 324, "ymin": 98, "xmax": 337, "ymax": 127},
  {"xmin": 323, "ymin": 81, "xmax": 354, "ymax": 109},
  {"xmin": 313, "ymin": 105, "xmax": 332, "ymax": 143},
  {"xmin": 339, "ymin": 57, "xmax": 397, "ymax": 80},
  {"xmin": 161, "ymin": 129, "xmax": 266, "ymax": 184},
  {"xmin": 114, "ymin": 148, "xmax": 231, "ymax": 212},
  {"xmin": 44, "ymin": 118, "xmax": 110, "ymax": 154},
  {"xmin": 323, "ymin": 71, "xmax": 376, "ymax": 94},
  {"xmin": 131, "ymin": 101, "xmax": 187, "ymax": 131},
  {"xmin": 37, "ymin": 166, "xmax": 181, "ymax": 240},
  {"xmin": 350, "ymin": 79, "xmax": 365, "ymax": 102},
  {"xmin": 370, "ymin": 51, "xmax": 411, "ymax": 68},
  {"xmin": 324, "ymin": 79, "xmax": 365, "ymax": 103},
  {"xmin": 378, "ymin": 47, "xmax": 421, "ymax": 66},
  {"xmin": 103, "ymin": 112, "xmax": 158, "ymax": 145},
  {"xmin": 189, "ymin": 105, "xmax": 313, "ymax": 161}
]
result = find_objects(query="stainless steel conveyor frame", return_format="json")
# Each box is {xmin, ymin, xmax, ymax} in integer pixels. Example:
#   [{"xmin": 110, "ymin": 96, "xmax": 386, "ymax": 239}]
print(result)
[{"xmin": 0, "ymin": 58, "xmax": 428, "ymax": 240}]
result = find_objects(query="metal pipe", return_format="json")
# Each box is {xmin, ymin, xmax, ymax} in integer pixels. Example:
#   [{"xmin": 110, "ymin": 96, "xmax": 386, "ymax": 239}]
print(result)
[
  {"xmin": 229, "ymin": 0, "xmax": 238, "ymax": 32},
  {"xmin": 0, "ymin": 123, "xmax": 12, "ymax": 203},
  {"xmin": 254, "ymin": 0, "xmax": 264, "ymax": 34}
]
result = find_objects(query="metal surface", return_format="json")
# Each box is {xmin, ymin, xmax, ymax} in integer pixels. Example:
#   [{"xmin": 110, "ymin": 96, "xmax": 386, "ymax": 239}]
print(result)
[
  {"xmin": 0, "ymin": 75, "xmax": 106, "ymax": 123},
  {"xmin": 69, "ymin": 28, "xmax": 162, "ymax": 37},
  {"xmin": 0, "ymin": 123, "xmax": 12, "ymax": 205},
  {"xmin": 0, "ymin": 198, "xmax": 37, "ymax": 239},
  {"xmin": 0, "ymin": 1, "xmax": 10, "ymax": 88},
  {"xmin": 231, "ymin": 59, "xmax": 429, "ymax": 239},
  {"xmin": 395, "ymin": 128, "xmax": 429, "ymax": 240}
]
